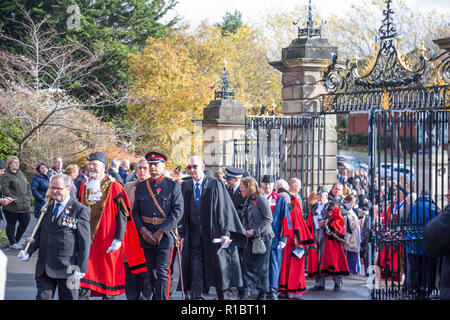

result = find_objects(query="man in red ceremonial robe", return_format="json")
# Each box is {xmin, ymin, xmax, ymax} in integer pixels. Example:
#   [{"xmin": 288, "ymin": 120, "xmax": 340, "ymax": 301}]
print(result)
[
  {"xmin": 307, "ymin": 186, "xmax": 349, "ymax": 291},
  {"xmin": 78, "ymin": 152, "xmax": 146, "ymax": 299},
  {"xmin": 278, "ymin": 192, "xmax": 315, "ymax": 299},
  {"xmin": 376, "ymin": 187, "xmax": 407, "ymax": 282}
]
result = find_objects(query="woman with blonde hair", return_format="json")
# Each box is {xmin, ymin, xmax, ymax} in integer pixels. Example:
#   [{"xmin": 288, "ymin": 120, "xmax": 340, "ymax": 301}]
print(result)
[{"xmin": 239, "ymin": 176, "xmax": 274, "ymax": 300}]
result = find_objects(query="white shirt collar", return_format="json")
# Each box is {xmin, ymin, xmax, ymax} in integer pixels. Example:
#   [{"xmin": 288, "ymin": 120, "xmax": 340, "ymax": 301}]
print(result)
[{"xmin": 193, "ymin": 176, "xmax": 204, "ymax": 187}]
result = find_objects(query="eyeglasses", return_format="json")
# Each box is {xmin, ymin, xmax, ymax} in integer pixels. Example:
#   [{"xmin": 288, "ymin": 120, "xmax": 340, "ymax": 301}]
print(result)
[{"xmin": 187, "ymin": 165, "xmax": 199, "ymax": 170}]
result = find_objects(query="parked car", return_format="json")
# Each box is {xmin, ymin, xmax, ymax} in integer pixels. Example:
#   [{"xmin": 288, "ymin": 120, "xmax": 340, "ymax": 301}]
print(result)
[
  {"xmin": 337, "ymin": 155, "xmax": 368, "ymax": 171},
  {"xmin": 337, "ymin": 160, "xmax": 359, "ymax": 172},
  {"xmin": 378, "ymin": 162, "xmax": 415, "ymax": 183}
]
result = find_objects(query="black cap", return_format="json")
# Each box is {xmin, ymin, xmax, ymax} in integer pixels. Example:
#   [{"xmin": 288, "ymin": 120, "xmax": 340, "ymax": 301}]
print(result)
[
  {"xmin": 261, "ymin": 175, "xmax": 275, "ymax": 183},
  {"xmin": 145, "ymin": 151, "xmax": 167, "ymax": 163},
  {"xmin": 86, "ymin": 152, "xmax": 108, "ymax": 168},
  {"xmin": 0, "ymin": 159, "xmax": 7, "ymax": 169},
  {"xmin": 420, "ymin": 189, "xmax": 431, "ymax": 197},
  {"xmin": 224, "ymin": 167, "xmax": 245, "ymax": 180},
  {"xmin": 317, "ymin": 185, "xmax": 328, "ymax": 194}
]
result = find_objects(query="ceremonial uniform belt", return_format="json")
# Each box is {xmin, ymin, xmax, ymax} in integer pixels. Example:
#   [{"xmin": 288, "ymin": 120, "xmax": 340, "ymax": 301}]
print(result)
[{"xmin": 141, "ymin": 216, "xmax": 165, "ymax": 225}]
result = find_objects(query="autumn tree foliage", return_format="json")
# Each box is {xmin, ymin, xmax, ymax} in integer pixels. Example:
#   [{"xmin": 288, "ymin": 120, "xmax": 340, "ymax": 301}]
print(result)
[
  {"xmin": 126, "ymin": 22, "xmax": 281, "ymax": 167},
  {"xmin": 0, "ymin": 6, "xmax": 120, "ymax": 175}
]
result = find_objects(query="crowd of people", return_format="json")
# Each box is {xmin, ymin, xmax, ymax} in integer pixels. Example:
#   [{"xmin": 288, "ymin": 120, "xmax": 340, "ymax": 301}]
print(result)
[{"xmin": 0, "ymin": 152, "xmax": 449, "ymax": 300}]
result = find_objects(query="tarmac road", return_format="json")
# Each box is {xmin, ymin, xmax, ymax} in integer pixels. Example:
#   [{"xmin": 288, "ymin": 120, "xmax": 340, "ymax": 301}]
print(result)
[{"xmin": 1, "ymin": 215, "xmax": 370, "ymax": 300}]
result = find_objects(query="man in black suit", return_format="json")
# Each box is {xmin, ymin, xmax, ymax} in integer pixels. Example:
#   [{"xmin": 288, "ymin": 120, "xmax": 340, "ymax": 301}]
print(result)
[{"xmin": 18, "ymin": 174, "xmax": 90, "ymax": 300}]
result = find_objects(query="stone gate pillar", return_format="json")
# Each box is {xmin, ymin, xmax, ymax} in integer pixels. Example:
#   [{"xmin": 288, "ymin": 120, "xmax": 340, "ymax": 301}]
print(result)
[
  {"xmin": 269, "ymin": 12, "xmax": 338, "ymax": 192},
  {"xmin": 201, "ymin": 68, "xmax": 246, "ymax": 175}
]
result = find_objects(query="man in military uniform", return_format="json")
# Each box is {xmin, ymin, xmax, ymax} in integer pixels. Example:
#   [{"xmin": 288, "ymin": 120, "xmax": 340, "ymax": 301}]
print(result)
[
  {"xmin": 223, "ymin": 167, "xmax": 246, "ymax": 222},
  {"xmin": 132, "ymin": 151, "xmax": 184, "ymax": 300}
]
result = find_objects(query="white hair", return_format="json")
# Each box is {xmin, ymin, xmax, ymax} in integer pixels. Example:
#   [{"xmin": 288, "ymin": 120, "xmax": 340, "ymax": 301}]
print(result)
[
  {"xmin": 188, "ymin": 155, "xmax": 204, "ymax": 166},
  {"xmin": 111, "ymin": 158, "xmax": 121, "ymax": 167},
  {"xmin": 275, "ymin": 179, "xmax": 289, "ymax": 191}
]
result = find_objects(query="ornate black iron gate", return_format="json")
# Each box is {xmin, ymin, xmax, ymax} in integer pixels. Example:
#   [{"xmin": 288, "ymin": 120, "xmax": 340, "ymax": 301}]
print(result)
[
  {"xmin": 233, "ymin": 115, "xmax": 326, "ymax": 201},
  {"xmin": 321, "ymin": 0, "xmax": 450, "ymax": 300},
  {"xmin": 232, "ymin": 0, "xmax": 449, "ymax": 300},
  {"xmin": 367, "ymin": 110, "xmax": 448, "ymax": 299}
]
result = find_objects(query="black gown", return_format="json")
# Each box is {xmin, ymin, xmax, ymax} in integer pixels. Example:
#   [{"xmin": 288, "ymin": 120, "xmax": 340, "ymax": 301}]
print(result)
[{"xmin": 179, "ymin": 176, "xmax": 247, "ymax": 293}]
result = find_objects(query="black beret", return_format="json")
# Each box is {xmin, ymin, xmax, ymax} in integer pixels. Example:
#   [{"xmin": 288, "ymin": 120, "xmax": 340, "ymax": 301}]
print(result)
[
  {"xmin": 317, "ymin": 185, "xmax": 328, "ymax": 194},
  {"xmin": 86, "ymin": 152, "xmax": 108, "ymax": 168},
  {"xmin": 145, "ymin": 151, "xmax": 167, "ymax": 163}
]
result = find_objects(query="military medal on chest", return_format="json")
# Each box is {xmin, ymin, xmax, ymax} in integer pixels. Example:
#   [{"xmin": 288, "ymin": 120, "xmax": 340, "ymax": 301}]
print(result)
[{"xmin": 61, "ymin": 207, "xmax": 77, "ymax": 229}]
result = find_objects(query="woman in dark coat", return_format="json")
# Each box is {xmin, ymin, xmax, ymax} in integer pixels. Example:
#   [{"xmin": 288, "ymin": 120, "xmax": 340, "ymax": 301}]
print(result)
[
  {"xmin": 239, "ymin": 176, "xmax": 274, "ymax": 300},
  {"xmin": 30, "ymin": 162, "xmax": 50, "ymax": 218},
  {"xmin": 0, "ymin": 156, "xmax": 33, "ymax": 249},
  {"xmin": 0, "ymin": 159, "xmax": 14, "ymax": 220}
]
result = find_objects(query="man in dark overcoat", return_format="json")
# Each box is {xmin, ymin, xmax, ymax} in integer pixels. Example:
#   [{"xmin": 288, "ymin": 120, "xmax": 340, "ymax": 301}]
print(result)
[
  {"xmin": 18, "ymin": 174, "xmax": 90, "ymax": 300},
  {"xmin": 179, "ymin": 156, "xmax": 247, "ymax": 300}
]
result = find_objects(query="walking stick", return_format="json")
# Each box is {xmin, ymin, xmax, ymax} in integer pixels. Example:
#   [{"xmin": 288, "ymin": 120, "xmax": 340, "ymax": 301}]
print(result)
[
  {"xmin": 170, "ymin": 226, "xmax": 185, "ymax": 300},
  {"xmin": 23, "ymin": 201, "xmax": 51, "ymax": 253}
]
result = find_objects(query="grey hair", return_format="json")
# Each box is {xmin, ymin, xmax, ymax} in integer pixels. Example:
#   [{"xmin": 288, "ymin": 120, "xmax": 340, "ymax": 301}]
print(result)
[
  {"xmin": 111, "ymin": 158, "xmax": 121, "ymax": 167},
  {"xmin": 275, "ymin": 179, "xmax": 289, "ymax": 191},
  {"xmin": 50, "ymin": 173, "xmax": 72, "ymax": 188},
  {"xmin": 289, "ymin": 178, "xmax": 301, "ymax": 186},
  {"xmin": 188, "ymin": 155, "xmax": 204, "ymax": 166}
]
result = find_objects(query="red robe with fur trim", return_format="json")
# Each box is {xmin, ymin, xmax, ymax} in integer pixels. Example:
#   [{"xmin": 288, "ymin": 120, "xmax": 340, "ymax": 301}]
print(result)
[
  {"xmin": 376, "ymin": 205, "xmax": 401, "ymax": 281},
  {"xmin": 307, "ymin": 202, "xmax": 349, "ymax": 278},
  {"xmin": 279, "ymin": 204, "xmax": 315, "ymax": 294},
  {"xmin": 79, "ymin": 177, "xmax": 146, "ymax": 296}
]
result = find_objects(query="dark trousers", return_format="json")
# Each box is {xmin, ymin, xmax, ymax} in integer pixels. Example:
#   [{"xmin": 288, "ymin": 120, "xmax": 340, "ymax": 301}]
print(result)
[
  {"xmin": 3, "ymin": 210, "xmax": 30, "ymax": 245},
  {"xmin": 36, "ymin": 271, "xmax": 78, "ymax": 300},
  {"xmin": 189, "ymin": 246, "xmax": 205, "ymax": 299},
  {"xmin": 143, "ymin": 246, "xmax": 174, "ymax": 300},
  {"xmin": 124, "ymin": 262, "xmax": 152, "ymax": 300},
  {"xmin": 405, "ymin": 253, "xmax": 438, "ymax": 297}
]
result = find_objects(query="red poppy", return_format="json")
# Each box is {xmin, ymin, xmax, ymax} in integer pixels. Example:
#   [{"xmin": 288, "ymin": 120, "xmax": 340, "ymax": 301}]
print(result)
[{"xmin": 156, "ymin": 187, "xmax": 162, "ymax": 193}]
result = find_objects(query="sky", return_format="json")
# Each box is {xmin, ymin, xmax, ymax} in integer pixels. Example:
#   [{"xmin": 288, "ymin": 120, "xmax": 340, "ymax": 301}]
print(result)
[{"xmin": 171, "ymin": 0, "xmax": 450, "ymax": 29}]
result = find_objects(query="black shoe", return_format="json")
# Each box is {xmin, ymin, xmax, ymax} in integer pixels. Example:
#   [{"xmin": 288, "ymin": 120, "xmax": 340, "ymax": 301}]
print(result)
[
  {"xmin": 334, "ymin": 281, "xmax": 343, "ymax": 292},
  {"xmin": 278, "ymin": 292, "xmax": 289, "ymax": 299},
  {"xmin": 239, "ymin": 291, "xmax": 250, "ymax": 300},
  {"xmin": 257, "ymin": 291, "xmax": 266, "ymax": 300},
  {"xmin": 266, "ymin": 288, "xmax": 278, "ymax": 300},
  {"xmin": 309, "ymin": 285, "xmax": 325, "ymax": 291}
]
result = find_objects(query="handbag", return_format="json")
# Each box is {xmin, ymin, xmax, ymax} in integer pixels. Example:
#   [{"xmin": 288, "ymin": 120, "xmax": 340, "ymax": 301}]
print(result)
[{"xmin": 252, "ymin": 236, "xmax": 266, "ymax": 255}]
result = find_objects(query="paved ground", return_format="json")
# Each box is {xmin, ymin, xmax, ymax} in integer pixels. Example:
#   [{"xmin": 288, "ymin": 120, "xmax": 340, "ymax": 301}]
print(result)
[{"xmin": 1, "ymin": 215, "xmax": 370, "ymax": 300}]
